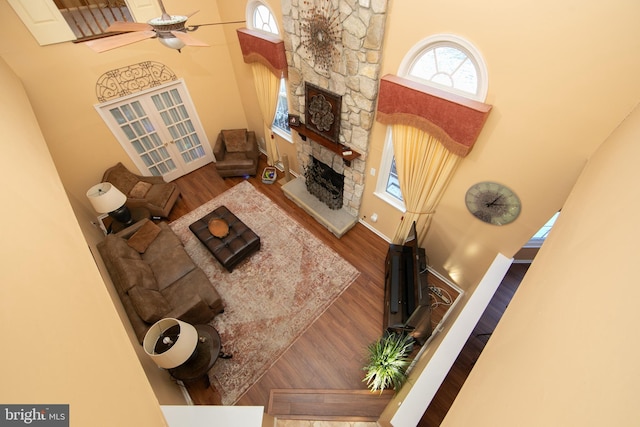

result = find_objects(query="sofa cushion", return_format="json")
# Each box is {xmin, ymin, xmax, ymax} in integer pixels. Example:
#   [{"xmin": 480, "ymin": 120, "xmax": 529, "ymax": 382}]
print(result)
[
  {"xmin": 142, "ymin": 223, "xmax": 183, "ymax": 263},
  {"xmin": 162, "ymin": 268, "xmax": 222, "ymax": 310},
  {"xmin": 127, "ymin": 220, "xmax": 161, "ymax": 253},
  {"xmin": 129, "ymin": 181, "xmax": 152, "ymax": 198},
  {"xmin": 145, "ymin": 184, "xmax": 177, "ymax": 214},
  {"xmin": 214, "ymin": 153, "xmax": 255, "ymax": 170},
  {"xmin": 164, "ymin": 295, "xmax": 216, "ymax": 327},
  {"xmin": 128, "ymin": 286, "xmax": 170, "ymax": 323},
  {"xmin": 148, "ymin": 245, "xmax": 196, "ymax": 291},
  {"xmin": 113, "ymin": 258, "xmax": 158, "ymax": 293},
  {"xmin": 103, "ymin": 234, "xmax": 141, "ymax": 260},
  {"xmin": 222, "ymin": 129, "xmax": 247, "ymax": 153}
]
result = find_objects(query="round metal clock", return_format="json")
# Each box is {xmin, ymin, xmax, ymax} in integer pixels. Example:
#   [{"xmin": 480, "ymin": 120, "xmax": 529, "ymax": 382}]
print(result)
[{"xmin": 465, "ymin": 181, "xmax": 521, "ymax": 225}]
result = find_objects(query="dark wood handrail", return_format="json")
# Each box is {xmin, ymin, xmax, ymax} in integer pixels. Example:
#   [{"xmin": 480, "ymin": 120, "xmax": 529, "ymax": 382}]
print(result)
[{"xmin": 268, "ymin": 388, "xmax": 393, "ymax": 421}]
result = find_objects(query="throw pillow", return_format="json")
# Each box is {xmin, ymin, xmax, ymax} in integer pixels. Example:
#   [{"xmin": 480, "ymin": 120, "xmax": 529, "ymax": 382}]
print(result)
[
  {"xmin": 222, "ymin": 129, "xmax": 247, "ymax": 153},
  {"xmin": 129, "ymin": 181, "xmax": 152, "ymax": 198},
  {"xmin": 128, "ymin": 286, "xmax": 170, "ymax": 323},
  {"xmin": 127, "ymin": 220, "xmax": 161, "ymax": 253}
]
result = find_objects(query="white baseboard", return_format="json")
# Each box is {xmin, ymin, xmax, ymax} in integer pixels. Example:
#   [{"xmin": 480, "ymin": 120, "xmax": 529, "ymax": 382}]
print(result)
[
  {"xmin": 176, "ymin": 380, "xmax": 194, "ymax": 406},
  {"xmin": 357, "ymin": 218, "xmax": 392, "ymax": 242}
]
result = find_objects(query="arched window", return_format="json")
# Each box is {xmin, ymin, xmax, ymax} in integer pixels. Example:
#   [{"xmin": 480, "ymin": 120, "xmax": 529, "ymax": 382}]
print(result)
[
  {"xmin": 250, "ymin": 2, "xmax": 279, "ymax": 35},
  {"xmin": 376, "ymin": 35, "xmax": 488, "ymax": 209},
  {"xmin": 246, "ymin": 1, "xmax": 290, "ymax": 139},
  {"xmin": 400, "ymin": 34, "xmax": 488, "ymax": 102}
]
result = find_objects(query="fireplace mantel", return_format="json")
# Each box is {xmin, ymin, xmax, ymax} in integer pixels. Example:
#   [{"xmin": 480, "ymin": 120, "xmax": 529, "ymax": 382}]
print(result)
[{"xmin": 292, "ymin": 124, "xmax": 361, "ymax": 166}]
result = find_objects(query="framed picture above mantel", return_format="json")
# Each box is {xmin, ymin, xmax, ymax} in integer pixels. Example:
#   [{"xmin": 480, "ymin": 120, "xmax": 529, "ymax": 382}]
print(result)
[{"xmin": 304, "ymin": 82, "xmax": 342, "ymax": 144}]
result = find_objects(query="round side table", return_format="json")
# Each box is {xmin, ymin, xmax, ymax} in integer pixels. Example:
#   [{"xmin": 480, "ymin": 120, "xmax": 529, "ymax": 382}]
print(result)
[{"xmin": 168, "ymin": 325, "xmax": 229, "ymax": 386}]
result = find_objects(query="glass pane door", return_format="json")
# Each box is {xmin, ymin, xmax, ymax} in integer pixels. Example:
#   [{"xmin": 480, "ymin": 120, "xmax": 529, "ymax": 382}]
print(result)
[
  {"xmin": 151, "ymin": 88, "xmax": 207, "ymax": 166},
  {"xmin": 96, "ymin": 80, "xmax": 214, "ymax": 182},
  {"xmin": 108, "ymin": 101, "xmax": 178, "ymax": 177}
]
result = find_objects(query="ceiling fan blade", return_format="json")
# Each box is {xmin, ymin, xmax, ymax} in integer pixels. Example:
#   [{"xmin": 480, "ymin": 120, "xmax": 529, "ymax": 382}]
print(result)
[
  {"xmin": 106, "ymin": 21, "xmax": 152, "ymax": 32},
  {"xmin": 186, "ymin": 20, "xmax": 246, "ymax": 31},
  {"xmin": 84, "ymin": 31, "xmax": 156, "ymax": 52},
  {"xmin": 171, "ymin": 31, "xmax": 209, "ymax": 47}
]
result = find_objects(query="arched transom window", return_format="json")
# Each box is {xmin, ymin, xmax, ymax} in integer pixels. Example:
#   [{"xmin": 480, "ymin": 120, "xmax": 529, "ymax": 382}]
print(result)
[
  {"xmin": 401, "ymin": 34, "xmax": 488, "ymax": 102},
  {"xmin": 247, "ymin": 1, "xmax": 280, "ymax": 35}
]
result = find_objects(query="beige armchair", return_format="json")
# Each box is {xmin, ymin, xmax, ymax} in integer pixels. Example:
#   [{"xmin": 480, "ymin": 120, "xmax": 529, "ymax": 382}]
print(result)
[
  {"xmin": 213, "ymin": 129, "xmax": 259, "ymax": 177},
  {"xmin": 102, "ymin": 162, "xmax": 181, "ymax": 218}
]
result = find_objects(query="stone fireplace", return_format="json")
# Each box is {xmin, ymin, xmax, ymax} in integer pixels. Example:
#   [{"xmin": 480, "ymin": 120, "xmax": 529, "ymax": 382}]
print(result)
[{"xmin": 280, "ymin": 0, "xmax": 389, "ymax": 237}]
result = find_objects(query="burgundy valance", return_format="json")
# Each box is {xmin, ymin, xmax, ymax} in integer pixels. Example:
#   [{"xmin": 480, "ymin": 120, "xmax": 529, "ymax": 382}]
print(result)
[
  {"xmin": 377, "ymin": 74, "xmax": 492, "ymax": 157},
  {"xmin": 236, "ymin": 28, "xmax": 288, "ymax": 78}
]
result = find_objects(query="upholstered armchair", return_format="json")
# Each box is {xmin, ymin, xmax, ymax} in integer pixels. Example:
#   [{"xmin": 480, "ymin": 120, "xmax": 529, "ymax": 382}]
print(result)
[
  {"xmin": 213, "ymin": 129, "xmax": 259, "ymax": 177},
  {"xmin": 102, "ymin": 162, "xmax": 181, "ymax": 218}
]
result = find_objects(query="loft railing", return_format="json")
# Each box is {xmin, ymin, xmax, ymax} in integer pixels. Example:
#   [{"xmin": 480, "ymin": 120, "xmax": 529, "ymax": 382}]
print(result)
[{"xmin": 54, "ymin": 0, "xmax": 134, "ymax": 41}]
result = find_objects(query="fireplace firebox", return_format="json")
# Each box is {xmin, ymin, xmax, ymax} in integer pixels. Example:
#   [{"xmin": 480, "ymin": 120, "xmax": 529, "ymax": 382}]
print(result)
[{"xmin": 304, "ymin": 157, "xmax": 344, "ymax": 210}]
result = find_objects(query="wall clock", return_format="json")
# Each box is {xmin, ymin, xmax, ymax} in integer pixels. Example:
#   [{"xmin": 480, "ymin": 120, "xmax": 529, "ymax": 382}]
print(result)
[{"xmin": 465, "ymin": 181, "xmax": 521, "ymax": 225}]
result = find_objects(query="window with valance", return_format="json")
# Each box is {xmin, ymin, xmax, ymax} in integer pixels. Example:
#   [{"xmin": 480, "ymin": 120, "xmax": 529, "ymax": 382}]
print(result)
[{"xmin": 375, "ymin": 35, "xmax": 492, "ymax": 243}]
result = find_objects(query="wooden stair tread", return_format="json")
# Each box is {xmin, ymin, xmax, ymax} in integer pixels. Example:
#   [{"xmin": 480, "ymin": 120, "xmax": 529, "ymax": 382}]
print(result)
[{"xmin": 268, "ymin": 389, "xmax": 393, "ymax": 421}]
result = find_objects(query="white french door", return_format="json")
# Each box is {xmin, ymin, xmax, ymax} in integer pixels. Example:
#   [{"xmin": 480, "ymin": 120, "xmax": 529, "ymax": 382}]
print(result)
[{"xmin": 96, "ymin": 79, "xmax": 214, "ymax": 182}]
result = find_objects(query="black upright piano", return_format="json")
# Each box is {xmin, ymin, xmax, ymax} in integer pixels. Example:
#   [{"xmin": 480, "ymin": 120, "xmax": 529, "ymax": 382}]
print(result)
[{"xmin": 382, "ymin": 222, "xmax": 433, "ymax": 344}]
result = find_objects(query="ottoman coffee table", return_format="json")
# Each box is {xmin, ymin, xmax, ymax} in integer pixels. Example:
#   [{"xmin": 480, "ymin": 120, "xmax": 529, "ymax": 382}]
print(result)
[{"xmin": 189, "ymin": 205, "xmax": 261, "ymax": 272}]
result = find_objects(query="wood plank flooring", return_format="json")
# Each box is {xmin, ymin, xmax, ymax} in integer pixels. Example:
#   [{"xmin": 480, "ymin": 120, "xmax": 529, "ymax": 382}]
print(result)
[
  {"xmin": 167, "ymin": 157, "xmax": 528, "ymax": 424},
  {"xmin": 168, "ymin": 157, "xmax": 389, "ymax": 408}
]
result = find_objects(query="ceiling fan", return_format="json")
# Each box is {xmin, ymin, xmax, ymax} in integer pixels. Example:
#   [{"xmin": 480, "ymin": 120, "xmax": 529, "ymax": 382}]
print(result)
[{"xmin": 84, "ymin": 0, "xmax": 244, "ymax": 53}]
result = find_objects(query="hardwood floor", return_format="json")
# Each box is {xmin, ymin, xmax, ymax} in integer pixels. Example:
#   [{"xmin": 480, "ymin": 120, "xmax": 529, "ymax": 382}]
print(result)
[
  {"xmin": 168, "ymin": 157, "xmax": 528, "ymax": 424},
  {"xmin": 169, "ymin": 157, "xmax": 389, "ymax": 407}
]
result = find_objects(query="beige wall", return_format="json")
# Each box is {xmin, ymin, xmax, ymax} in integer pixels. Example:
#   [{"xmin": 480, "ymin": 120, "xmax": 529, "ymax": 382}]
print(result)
[
  {"xmin": 442, "ymin": 99, "xmax": 640, "ymax": 427},
  {"xmin": 0, "ymin": 56, "xmax": 167, "ymax": 426},
  {"xmin": 359, "ymin": 0, "xmax": 640, "ymax": 290}
]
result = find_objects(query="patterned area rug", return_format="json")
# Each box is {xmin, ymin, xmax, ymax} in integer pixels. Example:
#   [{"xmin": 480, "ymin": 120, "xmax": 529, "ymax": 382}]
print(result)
[{"xmin": 170, "ymin": 181, "xmax": 360, "ymax": 405}]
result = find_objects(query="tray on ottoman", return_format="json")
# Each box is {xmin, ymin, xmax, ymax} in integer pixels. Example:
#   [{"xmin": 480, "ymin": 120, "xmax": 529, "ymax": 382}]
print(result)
[{"xmin": 189, "ymin": 205, "xmax": 261, "ymax": 272}]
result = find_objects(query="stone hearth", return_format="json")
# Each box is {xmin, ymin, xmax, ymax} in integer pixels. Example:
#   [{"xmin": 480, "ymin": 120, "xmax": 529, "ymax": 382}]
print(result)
[{"xmin": 282, "ymin": 177, "xmax": 357, "ymax": 238}]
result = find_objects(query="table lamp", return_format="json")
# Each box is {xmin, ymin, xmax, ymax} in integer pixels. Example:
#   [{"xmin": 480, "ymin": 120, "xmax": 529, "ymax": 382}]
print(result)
[
  {"xmin": 143, "ymin": 318, "xmax": 199, "ymax": 369},
  {"xmin": 86, "ymin": 182, "xmax": 132, "ymax": 226}
]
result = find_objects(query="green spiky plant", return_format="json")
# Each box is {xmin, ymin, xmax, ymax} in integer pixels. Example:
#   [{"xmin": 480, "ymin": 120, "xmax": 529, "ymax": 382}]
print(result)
[{"xmin": 363, "ymin": 332, "xmax": 414, "ymax": 393}]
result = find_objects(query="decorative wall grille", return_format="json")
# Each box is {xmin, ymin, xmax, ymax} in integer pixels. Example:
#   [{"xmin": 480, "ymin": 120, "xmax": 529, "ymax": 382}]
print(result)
[{"xmin": 96, "ymin": 62, "xmax": 177, "ymax": 102}]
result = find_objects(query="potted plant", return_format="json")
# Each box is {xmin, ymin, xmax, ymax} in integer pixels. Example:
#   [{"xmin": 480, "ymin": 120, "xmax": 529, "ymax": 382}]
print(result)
[{"xmin": 363, "ymin": 332, "xmax": 414, "ymax": 393}]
